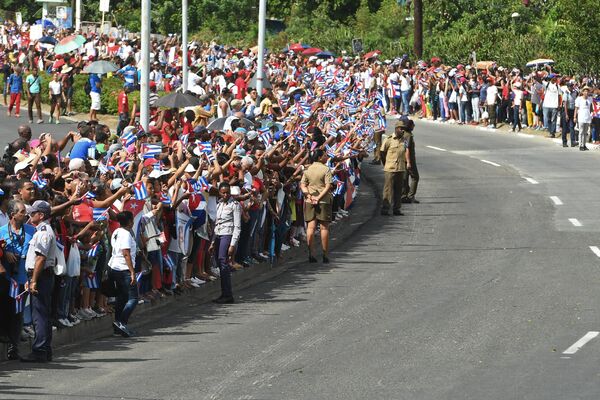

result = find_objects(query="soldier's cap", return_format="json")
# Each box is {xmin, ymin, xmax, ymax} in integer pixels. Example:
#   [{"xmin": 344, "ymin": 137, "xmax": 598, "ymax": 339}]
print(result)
[
  {"xmin": 29, "ymin": 200, "xmax": 51, "ymax": 216},
  {"xmin": 395, "ymin": 120, "xmax": 410, "ymax": 130}
]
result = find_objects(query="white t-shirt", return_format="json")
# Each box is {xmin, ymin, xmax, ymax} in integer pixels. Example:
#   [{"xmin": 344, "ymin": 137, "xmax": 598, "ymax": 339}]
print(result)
[
  {"xmin": 49, "ymin": 80, "xmax": 62, "ymax": 95},
  {"xmin": 108, "ymin": 228, "xmax": 136, "ymax": 271},
  {"xmin": 486, "ymin": 85, "xmax": 498, "ymax": 105},
  {"xmin": 512, "ymin": 89, "xmax": 523, "ymax": 106},
  {"xmin": 543, "ymin": 82, "xmax": 560, "ymax": 108},
  {"xmin": 575, "ymin": 96, "xmax": 592, "ymax": 124},
  {"xmin": 400, "ymin": 75, "xmax": 411, "ymax": 91}
]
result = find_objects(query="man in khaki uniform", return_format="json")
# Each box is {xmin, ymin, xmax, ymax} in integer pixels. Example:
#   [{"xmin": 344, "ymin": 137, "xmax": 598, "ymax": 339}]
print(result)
[
  {"xmin": 301, "ymin": 149, "xmax": 333, "ymax": 264},
  {"xmin": 400, "ymin": 118, "xmax": 419, "ymax": 203},
  {"xmin": 380, "ymin": 120, "xmax": 411, "ymax": 216}
]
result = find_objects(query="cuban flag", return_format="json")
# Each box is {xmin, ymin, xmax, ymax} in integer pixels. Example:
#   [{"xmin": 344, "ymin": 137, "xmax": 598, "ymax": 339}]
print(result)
[
  {"xmin": 88, "ymin": 242, "xmax": 100, "ymax": 258},
  {"xmin": 121, "ymin": 128, "xmax": 137, "ymax": 147},
  {"xmin": 133, "ymin": 181, "xmax": 148, "ymax": 200},
  {"xmin": 159, "ymin": 191, "xmax": 172, "ymax": 205},
  {"xmin": 9, "ymin": 278, "xmax": 19, "ymax": 298},
  {"xmin": 180, "ymin": 133, "xmax": 190, "ymax": 146},
  {"xmin": 85, "ymin": 272, "xmax": 99, "ymax": 289},
  {"xmin": 118, "ymin": 161, "xmax": 131, "ymax": 170},
  {"xmin": 142, "ymin": 144, "xmax": 162, "ymax": 159},
  {"xmin": 30, "ymin": 170, "xmax": 48, "ymax": 189},
  {"xmin": 14, "ymin": 292, "xmax": 25, "ymax": 314},
  {"xmin": 296, "ymin": 101, "xmax": 312, "ymax": 119},
  {"xmin": 98, "ymin": 162, "xmax": 109, "ymax": 175},
  {"xmin": 93, "ymin": 207, "xmax": 109, "ymax": 221},
  {"xmin": 188, "ymin": 192, "xmax": 207, "ymax": 229},
  {"xmin": 163, "ymin": 254, "xmax": 175, "ymax": 270},
  {"xmin": 376, "ymin": 113, "xmax": 386, "ymax": 130},
  {"xmin": 333, "ymin": 176, "xmax": 345, "ymax": 196},
  {"xmin": 258, "ymin": 127, "xmax": 272, "ymax": 144},
  {"xmin": 84, "ymin": 191, "xmax": 96, "ymax": 200},
  {"xmin": 390, "ymin": 80, "xmax": 401, "ymax": 98},
  {"xmin": 206, "ymin": 152, "xmax": 216, "ymax": 163},
  {"xmin": 196, "ymin": 141, "xmax": 212, "ymax": 154},
  {"xmin": 136, "ymin": 271, "xmax": 143, "ymax": 285}
]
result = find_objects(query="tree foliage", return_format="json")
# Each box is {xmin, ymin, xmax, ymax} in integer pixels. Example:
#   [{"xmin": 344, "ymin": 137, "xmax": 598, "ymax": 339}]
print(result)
[{"xmin": 5, "ymin": 0, "xmax": 600, "ymax": 73}]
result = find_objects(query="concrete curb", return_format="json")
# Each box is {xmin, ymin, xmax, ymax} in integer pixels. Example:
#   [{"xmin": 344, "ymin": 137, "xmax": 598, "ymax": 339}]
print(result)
[{"xmin": 1, "ymin": 163, "xmax": 380, "ymax": 360}]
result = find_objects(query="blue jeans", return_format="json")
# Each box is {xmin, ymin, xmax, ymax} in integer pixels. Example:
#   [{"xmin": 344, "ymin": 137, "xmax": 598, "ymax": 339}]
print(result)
[
  {"xmin": 513, "ymin": 106, "xmax": 522, "ymax": 130},
  {"xmin": 57, "ymin": 276, "xmax": 75, "ymax": 319},
  {"xmin": 401, "ymin": 90, "xmax": 411, "ymax": 115},
  {"xmin": 109, "ymin": 269, "xmax": 138, "ymax": 325},
  {"xmin": 561, "ymin": 109, "xmax": 576, "ymax": 145},
  {"xmin": 543, "ymin": 107, "xmax": 558, "ymax": 134},
  {"xmin": 214, "ymin": 235, "xmax": 233, "ymax": 297}
]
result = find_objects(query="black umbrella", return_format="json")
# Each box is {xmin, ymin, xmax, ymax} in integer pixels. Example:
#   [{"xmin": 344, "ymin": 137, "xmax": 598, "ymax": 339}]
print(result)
[
  {"xmin": 248, "ymin": 73, "xmax": 272, "ymax": 90},
  {"xmin": 207, "ymin": 116, "xmax": 255, "ymax": 131},
  {"xmin": 154, "ymin": 92, "xmax": 201, "ymax": 108}
]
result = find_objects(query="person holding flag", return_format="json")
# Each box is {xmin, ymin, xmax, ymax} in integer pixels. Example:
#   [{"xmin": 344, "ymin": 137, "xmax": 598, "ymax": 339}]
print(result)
[
  {"xmin": 0, "ymin": 200, "xmax": 35, "ymax": 360},
  {"xmin": 108, "ymin": 211, "xmax": 138, "ymax": 338}
]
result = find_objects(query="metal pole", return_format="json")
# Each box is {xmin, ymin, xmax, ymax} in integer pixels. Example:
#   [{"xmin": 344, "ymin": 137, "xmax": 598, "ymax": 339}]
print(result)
[
  {"xmin": 413, "ymin": 0, "xmax": 423, "ymax": 59},
  {"xmin": 256, "ymin": 0, "xmax": 267, "ymax": 98},
  {"xmin": 75, "ymin": 0, "xmax": 81, "ymax": 31},
  {"xmin": 182, "ymin": 0, "xmax": 188, "ymax": 92},
  {"xmin": 140, "ymin": 0, "xmax": 150, "ymax": 130}
]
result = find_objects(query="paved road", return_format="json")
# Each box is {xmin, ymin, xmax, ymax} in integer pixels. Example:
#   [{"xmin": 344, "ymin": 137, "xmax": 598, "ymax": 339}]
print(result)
[
  {"xmin": 0, "ymin": 102, "xmax": 78, "ymax": 144},
  {"xmin": 2, "ymin": 120, "xmax": 600, "ymax": 400}
]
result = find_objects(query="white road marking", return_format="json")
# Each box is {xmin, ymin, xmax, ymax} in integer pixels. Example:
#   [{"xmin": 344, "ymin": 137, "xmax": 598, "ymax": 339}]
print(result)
[
  {"xmin": 426, "ymin": 145, "xmax": 447, "ymax": 152},
  {"xmin": 550, "ymin": 196, "xmax": 563, "ymax": 205},
  {"xmin": 563, "ymin": 331, "xmax": 599, "ymax": 355},
  {"xmin": 589, "ymin": 246, "xmax": 600, "ymax": 257},
  {"xmin": 524, "ymin": 177, "xmax": 539, "ymax": 184},
  {"xmin": 480, "ymin": 159, "xmax": 501, "ymax": 167},
  {"xmin": 568, "ymin": 218, "xmax": 582, "ymax": 227}
]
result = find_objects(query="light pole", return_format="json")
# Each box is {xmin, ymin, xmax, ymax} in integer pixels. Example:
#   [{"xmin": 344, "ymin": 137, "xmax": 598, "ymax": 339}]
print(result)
[
  {"xmin": 140, "ymin": 0, "xmax": 150, "ymax": 130},
  {"xmin": 413, "ymin": 0, "xmax": 423, "ymax": 59},
  {"xmin": 182, "ymin": 0, "xmax": 188, "ymax": 92},
  {"xmin": 256, "ymin": 0, "xmax": 267, "ymax": 98}
]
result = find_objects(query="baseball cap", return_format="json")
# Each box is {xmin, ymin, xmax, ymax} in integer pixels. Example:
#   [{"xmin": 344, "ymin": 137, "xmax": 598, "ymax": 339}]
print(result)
[
  {"xmin": 246, "ymin": 130, "xmax": 258, "ymax": 141},
  {"xmin": 29, "ymin": 200, "xmax": 51, "ymax": 216},
  {"xmin": 143, "ymin": 158, "xmax": 158, "ymax": 168},
  {"xmin": 110, "ymin": 178, "xmax": 123, "ymax": 191}
]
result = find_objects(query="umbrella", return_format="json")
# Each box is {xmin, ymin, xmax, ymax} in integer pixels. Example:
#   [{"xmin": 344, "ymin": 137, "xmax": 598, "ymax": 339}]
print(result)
[
  {"xmin": 316, "ymin": 51, "xmax": 335, "ymax": 58},
  {"xmin": 52, "ymin": 59, "xmax": 65, "ymax": 70},
  {"xmin": 526, "ymin": 58, "xmax": 554, "ymax": 68},
  {"xmin": 84, "ymin": 60, "xmax": 119, "ymax": 74},
  {"xmin": 248, "ymin": 73, "xmax": 272, "ymax": 90},
  {"xmin": 155, "ymin": 92, "xmax": 202, "ymax": 108},
  {"xmin": 302, "ymin": 47, "xmax": 322, "ymax": 56},
  {"xmin": 363, "ymin": 50, "xmax": 382, "ymax": 60},
  {"xmin": 54, "ymin": 35, "xmax": 86, "ymax": 55},
  {"xmin": 35, "ymin": 19, "xmax": 56, "ymax": 29},
  {"xmin": 39, "ymin": 36, "xmax": 57, "ymax": 45},
  {"xmin": 475, "ymin": 61, "xmax": 496, "ymax": 69},
  {"xmin": 289, "ymin": 43, "xmax": 310, "ymax": 52},
  {"xmin": 207, "ymin": 117, "xmax": 255, "ymax": 131}
]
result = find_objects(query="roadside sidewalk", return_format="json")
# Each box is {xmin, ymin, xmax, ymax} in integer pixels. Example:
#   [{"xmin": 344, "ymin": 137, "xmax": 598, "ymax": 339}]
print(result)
[{"xmin": 0, "ymin": 162, "xmax": 380, "ymax": 362}]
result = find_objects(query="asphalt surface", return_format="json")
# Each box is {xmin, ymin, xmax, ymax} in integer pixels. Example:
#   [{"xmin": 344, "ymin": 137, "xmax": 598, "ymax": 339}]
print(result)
[
  {"xmin": 2, "ymin": 117, "xmax": 600, "ymax": 399},
  {"xmin": 0, "ymin": 102, "xmax": 78, "ymax": 142}
]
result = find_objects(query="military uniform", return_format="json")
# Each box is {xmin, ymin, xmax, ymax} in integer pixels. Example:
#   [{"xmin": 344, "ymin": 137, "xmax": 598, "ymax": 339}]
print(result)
[
  {"xmin": 381, "ymin": 128, "xmax": 408, "ymax": 215},
  {"xmin": 25, "ymin": 219, "xmax": 56, "ymax": 361},
  {"xmin": 401, "ymin": 129, "xmax": 419, "ymax": 202},
  {"xmin": 301, "ymin": 161, "xmax": 334, "ymax": 222}
]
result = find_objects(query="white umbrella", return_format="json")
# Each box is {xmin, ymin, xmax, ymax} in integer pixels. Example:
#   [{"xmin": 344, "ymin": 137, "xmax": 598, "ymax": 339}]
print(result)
[{"xmin": 526, "ymin": 58, "xmax": 554, "ymax": 68}]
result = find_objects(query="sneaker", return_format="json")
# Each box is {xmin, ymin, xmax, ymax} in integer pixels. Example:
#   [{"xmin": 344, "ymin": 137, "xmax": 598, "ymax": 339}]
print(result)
[
  {"xmin": 68, "ymin": 315, "xmax": 81, "ymax": 325},
  {"xmin": 14, "ymin": 114, "xmax": 19, "ymax": 118},
  {"xmin": 29, "ymin": 119, "xmax": 33, "ymax": 124},
  {"xmin": 22, "ymin": 325, "xmax": 35, "ymax": 338},
  {"xmin": 36, "ymin": 119, "xmax": 43, "ymax": 124},
  {"xmin": 191, "ymin": 277, "xmax": 206, "ymax": 285},
  {"xmin": 189, "ymin": 280, "xmax": 200, "ymax": 288},
  {"xmin": 55, "ymin": 120, "xmax": 60, "ymax": 124},
  {"xmin": 85, "ymin": 308, "xmax": 99, "ymax": 318},
  {"xmin": 92, "ymin": 307, "xmax": 107, "ymax": 317},
  {"xmin": 48, "ymin": 117, "xmax": 54, "ymax": 124},
  {"xmin": 76, "ymin": 309, "xmax": 92, "ymax": 321},
  {"xmin": 281, "ymin": 244, "xmax": 290, "ymax": 251},
  {"xmin": 290, "ymin": 238, "xmax": 300, "ymax": 247},
  {"xmin": 58, "ymin": 318, "xmax": 73, "ymax": 328}
]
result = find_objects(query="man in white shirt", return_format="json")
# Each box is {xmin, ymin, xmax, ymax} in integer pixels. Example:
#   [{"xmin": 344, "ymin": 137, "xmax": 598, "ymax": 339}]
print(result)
[
  {"xmin": 486, "ymin": 78, "xmax": 499, "ymax": 128},
  {"xmin": 574, "ymin": 87, "xmax": 592, "ymax": 151},
  {"xmin": 542, "ymin": 74, "xmax": 560, "ymax": 137}
]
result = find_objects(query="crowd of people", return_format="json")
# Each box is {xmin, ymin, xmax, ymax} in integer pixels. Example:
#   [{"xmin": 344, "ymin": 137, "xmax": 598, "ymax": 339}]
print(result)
[
  {"xmin": 378, "ymin": 58, "xmax": 600, "ymax": 151},
  {"xmin": 0, "ymin": 20, "xmax": 392, "ymax": 363}
]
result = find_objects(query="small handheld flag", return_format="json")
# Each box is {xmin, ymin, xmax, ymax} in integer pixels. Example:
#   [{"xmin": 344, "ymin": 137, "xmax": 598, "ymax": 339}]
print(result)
[
  {"xmin": 85, "ymin": 272, "xmax": 99, "ymax": 289},
  {"xmin": 93, "ymin": 207, "xmax": 109, "ymax": 221},
  {"xmin": 163, "ymin": 254, "xmax": 175, "ymax": 270},
  {"xmin": 9, "ymin": 278, "xmax": 19, "ymax": 298},
  {"xmin": 88, "ymin": 242, "xmax": 100, "ymax": 258},
  {"xmin": 31, "ymin": 170, "xmax": 48, "ymax": 189},
  {"xmin": 14, "ymin": 292, "xmax": 26, "ymax": 314},
  {"xmin": 133, "ymin": 181, "xmax": 148, "ymax": 200}
]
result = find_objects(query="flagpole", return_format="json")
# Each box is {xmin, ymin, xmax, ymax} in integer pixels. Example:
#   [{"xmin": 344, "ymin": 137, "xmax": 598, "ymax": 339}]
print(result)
[{"xmin": 256, "ymin": 0, "xmax": 267, "ymax": 99}]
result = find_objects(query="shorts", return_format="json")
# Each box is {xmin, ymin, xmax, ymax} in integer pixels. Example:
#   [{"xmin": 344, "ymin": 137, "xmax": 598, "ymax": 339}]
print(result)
[
  {"xmin": 448, "ymin": 102, "xmax": 458, "ymax": 110},
  {"xmin": 90, "ymin": 92, "xmax": 101, "ymax": 110},
  {"xmin": 66, "ymin": 86, "xmax": 73, "ymax": 99},
  {"xmin": 304, "ymin": 200, "xmax": 332, "ymax": 223}
]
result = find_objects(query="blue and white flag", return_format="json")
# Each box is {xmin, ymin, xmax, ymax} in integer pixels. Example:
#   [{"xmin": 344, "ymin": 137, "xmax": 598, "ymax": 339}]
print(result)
[
  {"xmin": 30, "ymin": 170, "xmax": 48, "ymax": 189},
  {"xmin": 163, "ymin": 254, "xmax": 175, "ymax": 270},
  {"xmin": 121, "ymin": 129, "xmax": 137, "ymax": 147},
  {"xmin": 133, "ymin": 181, "xmax": 148, "ymax": 200},
  {"xmin": 14, "ymin": 292, "xmax": 26, "ymax": 314},
  {"xmin": 93, "ymin": 207, "xmax": 109, "ymax": 221},
  {"xmin": 142, "ymin": 144, "xmax": 162, "ymax": 159},
  {"xmin": 8, "ymin": 278, "xmax": 19, "ymax": 298},
  {"xmin": 85, "ymin": 272, "xmax": 99, "ymax": 289},
  {"xmin": 196, "ymin": 141, "xmax": 212, "ymax": 154},
  {"xmin": 88, "ymin": 242, "xmax": 99, "ymax": 258}
]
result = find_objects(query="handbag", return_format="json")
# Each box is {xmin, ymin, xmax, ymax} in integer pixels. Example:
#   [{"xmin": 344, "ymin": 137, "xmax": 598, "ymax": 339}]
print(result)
[
  {"xmin": 66, "ymin": 243, "xmax": 81, "ymax": 277},
  {"xmin": 53, "ymin": 242, "xmax": 67, "ymax": 276}
]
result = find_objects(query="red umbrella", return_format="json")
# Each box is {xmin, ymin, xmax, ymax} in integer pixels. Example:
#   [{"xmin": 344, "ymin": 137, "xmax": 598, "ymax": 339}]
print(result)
[
  {"xmin": 363, "ymin": 50, "xmax": 381, "ymax": 60},
  {"xmin": 302, "ymin": 47, "xmax": 322, "ymax": 56},
  {"xmin": 289, "ymin": 43, "xmax": 308, "ymax": 52}
]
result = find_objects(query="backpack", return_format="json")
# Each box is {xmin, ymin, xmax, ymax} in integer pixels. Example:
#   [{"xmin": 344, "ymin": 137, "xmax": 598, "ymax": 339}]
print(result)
[{"xmin": 84, "ymin": 79, "xmax": 91, "ymax": 95}]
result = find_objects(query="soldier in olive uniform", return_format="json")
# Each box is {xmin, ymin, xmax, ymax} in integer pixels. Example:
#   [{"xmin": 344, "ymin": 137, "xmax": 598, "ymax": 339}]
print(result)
[
  {"xmin": 400, "ymin": 118, "xmax": 419, "ymax": 203},
  {"xmin": 380, "ymin": 121, "xmax": 411, "ymax": 216}
]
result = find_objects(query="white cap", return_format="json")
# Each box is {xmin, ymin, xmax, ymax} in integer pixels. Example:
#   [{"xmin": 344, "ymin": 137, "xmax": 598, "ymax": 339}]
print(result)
[
  {"xmin": 69, "ymin": 158, "xmax": 85, "ymax": 171},
  {"xmin": 184, "ymin": 163, "xmax": 196, "ymax": 173},
  {"xmin": 14, "ymin": 160, "xmax": 31, "ymax": 173}
]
